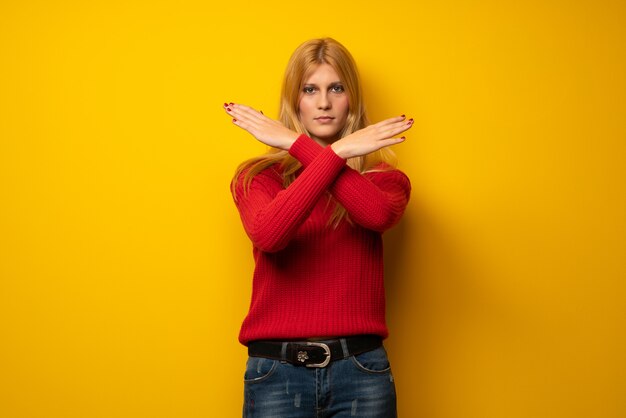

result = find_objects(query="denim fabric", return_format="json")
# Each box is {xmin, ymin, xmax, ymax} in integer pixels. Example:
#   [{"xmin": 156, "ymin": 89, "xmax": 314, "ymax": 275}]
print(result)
[{"xmin": 243, "ymin": 346, "xmax": 396, "ymax": 417}]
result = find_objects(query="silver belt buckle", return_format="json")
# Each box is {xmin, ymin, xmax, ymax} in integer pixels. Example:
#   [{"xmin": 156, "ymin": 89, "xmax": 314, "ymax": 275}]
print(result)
[{"xmin": 305, "ymin": 342, "xmax": 331, "ymax": 368}]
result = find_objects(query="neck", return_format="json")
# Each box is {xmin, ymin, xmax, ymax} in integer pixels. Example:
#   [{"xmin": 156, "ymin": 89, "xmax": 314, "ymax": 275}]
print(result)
[{"xmin": 311, "ymin": 135, "xmax": 339, "ymax": 147}]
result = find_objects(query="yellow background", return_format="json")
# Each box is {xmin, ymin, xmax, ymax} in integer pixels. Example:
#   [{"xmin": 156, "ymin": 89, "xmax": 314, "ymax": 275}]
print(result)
[{"xmin": 1, "ymin": 1, "xmax": 625, "ymax": 417}]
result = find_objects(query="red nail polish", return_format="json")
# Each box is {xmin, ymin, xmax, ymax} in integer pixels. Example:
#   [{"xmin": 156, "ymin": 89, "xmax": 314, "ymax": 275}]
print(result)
[
  {"xmin": 232, "ymin": 118, "xmax": 237, "ymax": 122},
  {"xmin": 401, "ymin": 114, "xmax": 405, "ymax": 118},
  {"xmin": 401, "ymin": 136, "xmax": 406, "ymax": 140},
  {"xmin": 229, "ymin": 102, "xmax": 234, "ymax": 106},
  {"xmin": 223, "ymin": 103, "xmax": 228, "ymax": 107},
  {"xmin": 226, "ymin": 107, "xmax": 231, "ymax": 112}
]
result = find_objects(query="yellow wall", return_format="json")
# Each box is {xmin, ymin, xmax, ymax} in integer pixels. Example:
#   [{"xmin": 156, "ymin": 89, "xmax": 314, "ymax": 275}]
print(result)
[{"xmin": 1, "ymin": 1, "xmax": 625, "ymax": 417}]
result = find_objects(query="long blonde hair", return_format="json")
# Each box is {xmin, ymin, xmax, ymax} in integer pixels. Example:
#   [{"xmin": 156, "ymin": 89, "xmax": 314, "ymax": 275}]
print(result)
[{"xmin": 232, "ymin": 37, "xmax": 397, "ymax": 226}]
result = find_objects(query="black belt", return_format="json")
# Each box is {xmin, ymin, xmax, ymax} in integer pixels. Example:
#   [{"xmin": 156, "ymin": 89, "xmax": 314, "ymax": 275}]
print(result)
[{"xmin": 247, "ymin": 335, "xmax": 382, "ymax": 368}]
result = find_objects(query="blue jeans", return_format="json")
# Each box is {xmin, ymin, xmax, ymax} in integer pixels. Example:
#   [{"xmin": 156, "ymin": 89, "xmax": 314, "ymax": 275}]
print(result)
[{"xmin": 243, "ymin": 345, "xmax": 397, "ymax": 417}]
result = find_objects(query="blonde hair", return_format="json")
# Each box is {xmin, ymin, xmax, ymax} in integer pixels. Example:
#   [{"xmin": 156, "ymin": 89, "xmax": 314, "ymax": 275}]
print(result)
[{"xmin": 231, "ymin": 37, "xmax": 397, "ymax": 226}]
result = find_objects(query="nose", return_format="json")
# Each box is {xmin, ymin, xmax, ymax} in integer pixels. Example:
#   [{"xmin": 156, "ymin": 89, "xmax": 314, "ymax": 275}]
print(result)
[{"xmin": 317, "ymin": 92, "xmax": 331, "ymax": 110}]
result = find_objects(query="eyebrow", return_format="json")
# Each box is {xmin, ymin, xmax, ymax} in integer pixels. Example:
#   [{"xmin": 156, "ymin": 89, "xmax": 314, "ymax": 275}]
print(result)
[{"xmin": 303, "ymin": 81, "xmax": 344, "ymax": 87}]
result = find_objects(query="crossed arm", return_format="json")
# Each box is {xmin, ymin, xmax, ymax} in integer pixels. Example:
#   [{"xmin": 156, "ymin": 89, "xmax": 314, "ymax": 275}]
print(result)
[{"xmin": 226, "ymin": 103, "xmax": 412, "ymax": 251}]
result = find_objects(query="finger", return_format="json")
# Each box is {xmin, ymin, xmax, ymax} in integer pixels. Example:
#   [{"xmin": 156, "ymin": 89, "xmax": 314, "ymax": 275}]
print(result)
[
  {"xmin": 224, "ymin": 106, "xmax": 240, "ymax": 119},
  {"xmin": 231, "ymin": 103, "xmax": 268, "ymax": 122},
  {"xmin": 379, "ymin": 118, "xmax": 414, "ymax": 138},
  {"xmin": 384, "ymin": 116, "xmax": 413, "ymax": 129},
  {"xmin": 363, "ymin": 135, "xmax": 407, "ymax": 154},
  {"xmin": 365, "ymin": 116, "xmax": 409, "ymax": 137},
  {"xmin": 373, "ymin": 115, "xmax": 408, "ymax": 128},
  {"xmin": 227, "ymin": 105, "xmax": 271, "ymax": 130},
  {"xmin": 388, "ymin": 114, "xmax": 408, "ymax": 123},
  {"xmin": 378, "ymin": 135, "xmax": 407, "ymax": 149},
  {"xmin": 225, "ymin": 106, "xmax": 261, "ymax": 127},
  {"xmin": 225, "ymin": 104, "xmax": 260, "ymax": 131},
  {"xmin": 231, "ymin": 114, "xmax": 258, "ymax": 135},
  {"xmin": 229, "ymin": 109, "xmax": 273, "ymax": 135},
  {"xmin": 369, "ymin": 122, "xmax": 408, "ymax": 139}
]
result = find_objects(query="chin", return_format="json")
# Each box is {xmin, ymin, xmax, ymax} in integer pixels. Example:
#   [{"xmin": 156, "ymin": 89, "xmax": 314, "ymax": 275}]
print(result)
[
  {"xmin": 311, "ymin": 135, "xmax": 340, "ymax": 145},
  {"xmin": 310, "ymin": 130, "xmax": 341, "ymax": 144}
]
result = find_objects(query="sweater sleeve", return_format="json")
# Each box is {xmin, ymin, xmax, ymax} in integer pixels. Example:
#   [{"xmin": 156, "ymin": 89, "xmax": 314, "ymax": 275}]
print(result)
[
  {"xmin": 232, "ymin": 146, "xmax": 347, "ymax": 252},
  {"xmin": 289, "ymin": 134, "xmax": 411, "ymax": 232}
]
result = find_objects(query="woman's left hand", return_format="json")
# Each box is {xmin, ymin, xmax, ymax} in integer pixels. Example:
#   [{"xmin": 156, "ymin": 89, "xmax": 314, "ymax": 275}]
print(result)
[
  {"xmin": 330, "ymin": 115, "xmax": 413, "ymax": 159},
  {"xmin": 223, "ymin": 103, "xmax": 299, "ymax": 150}
]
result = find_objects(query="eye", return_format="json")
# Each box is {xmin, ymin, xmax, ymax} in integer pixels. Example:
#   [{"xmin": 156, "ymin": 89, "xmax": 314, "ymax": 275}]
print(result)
[
  {"xmin": 331, "ymin": 85, "xmax": 345, "ymax": 93},
  {"xmin": 303, "ymin": 86, "xmax": 316, "ymax": 94}
]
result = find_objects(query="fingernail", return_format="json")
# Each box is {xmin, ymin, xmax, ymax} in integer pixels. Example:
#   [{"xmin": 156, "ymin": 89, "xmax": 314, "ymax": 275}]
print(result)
[
  {"xmin": 229, "ymin": 102, "xmax": 234, "ymax": 106},
  {"xmin": 260, "ymin": 110, "xmax": 263, "ymax": 114},
  {"xmin": 223, "ymin": 103, "xmax": 228, "ymax": 107},
  {"xmin": 401, "ymin": 114, "xmax": 405, "ymax": 118},
  {"xmin": 232, "ymin": 118, "xmax": 237, "ymax": 122},
  {"xmin": 401, "ymin": 136, "xmax": 406, "ymax": 140},
  {"xmin": 226, "ymin": 107, "xmax": 231, "ymax": 112}
]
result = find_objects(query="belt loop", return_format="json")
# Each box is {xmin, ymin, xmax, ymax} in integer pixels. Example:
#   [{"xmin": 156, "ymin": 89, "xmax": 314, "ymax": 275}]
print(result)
[
  {"xmin": 280, "ymin": 342, "xmax": 288, "ymax": 363},
  {"xmin": 340, "ymin": 338, "xmax": 349, "ymax": 358}
]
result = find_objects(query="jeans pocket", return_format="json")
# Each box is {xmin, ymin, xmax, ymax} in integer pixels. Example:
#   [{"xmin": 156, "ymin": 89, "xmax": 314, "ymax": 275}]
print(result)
[
  {"xmin": 244, "ymin": 356, "xmax": 279, "ymax": 383},
  {"xmin": 350, "ymin": 346, "xmax": 391, "ymax": 374}
]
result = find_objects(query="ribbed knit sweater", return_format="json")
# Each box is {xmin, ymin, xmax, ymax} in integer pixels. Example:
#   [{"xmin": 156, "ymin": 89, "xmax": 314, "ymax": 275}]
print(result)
[{"xmin": 232, "ymin": 134, "xmax": 411, "ymax": 345}]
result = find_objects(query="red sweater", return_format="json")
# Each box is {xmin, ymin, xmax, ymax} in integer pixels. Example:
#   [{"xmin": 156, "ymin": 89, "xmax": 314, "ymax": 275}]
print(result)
[{"xmin": 232, "ymin": 134, "xmax": 411, "ymax": 345}]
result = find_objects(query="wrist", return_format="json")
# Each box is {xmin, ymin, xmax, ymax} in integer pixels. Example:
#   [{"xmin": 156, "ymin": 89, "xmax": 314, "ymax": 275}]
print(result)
[
  {"xmin": 330, "ymin": 140, "xmax": 348, "ymax": 159},
  {"xmin": 283, "ymin": 132, "xmax": 300, "ymax": 150}
]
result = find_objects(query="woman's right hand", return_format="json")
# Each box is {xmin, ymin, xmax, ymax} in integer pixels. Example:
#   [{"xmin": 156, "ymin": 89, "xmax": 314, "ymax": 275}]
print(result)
[
  {"xmin": 331, "ymin": 115, "xmax": 413, "ymax": 159},
  {"xmin": 223, "ymin": 103, "xmax": 300, "ymax": 150}
]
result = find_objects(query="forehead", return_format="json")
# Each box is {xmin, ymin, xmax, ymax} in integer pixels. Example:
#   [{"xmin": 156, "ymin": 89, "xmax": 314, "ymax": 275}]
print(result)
[{"xmin": 304, "ymin": 63, "xmax": 342, "ymax": 84}]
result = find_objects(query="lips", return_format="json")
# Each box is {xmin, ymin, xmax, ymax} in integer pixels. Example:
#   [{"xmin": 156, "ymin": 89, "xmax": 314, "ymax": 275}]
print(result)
[{"xmin": 314, "ymin": 116, "xmax": 335, "ymax": 122}]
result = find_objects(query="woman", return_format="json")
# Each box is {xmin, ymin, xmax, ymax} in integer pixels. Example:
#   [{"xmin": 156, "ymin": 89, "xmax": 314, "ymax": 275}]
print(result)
[{"xmin": 224, "ymin": 38, "xmax": 412, "ymax": 417}]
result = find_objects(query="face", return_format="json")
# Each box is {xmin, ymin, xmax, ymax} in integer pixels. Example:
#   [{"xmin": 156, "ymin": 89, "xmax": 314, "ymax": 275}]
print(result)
[{"xmin": 298, "ymin": 63, "xmax": 349, "ymax": 145}]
